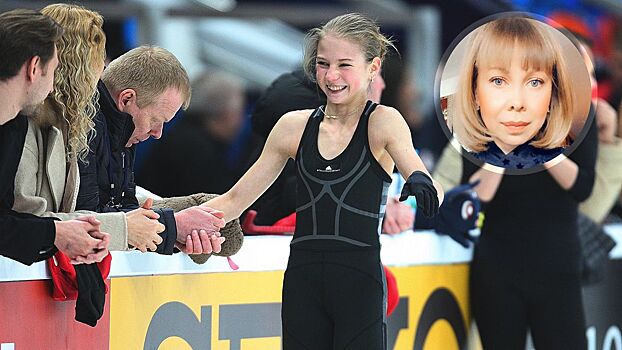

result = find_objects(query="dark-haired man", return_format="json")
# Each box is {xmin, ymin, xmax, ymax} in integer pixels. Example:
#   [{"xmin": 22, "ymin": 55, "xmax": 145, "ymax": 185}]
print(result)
[{"xmin": 0, "ymin": 9, "xmax": 109, "ymax": 265}]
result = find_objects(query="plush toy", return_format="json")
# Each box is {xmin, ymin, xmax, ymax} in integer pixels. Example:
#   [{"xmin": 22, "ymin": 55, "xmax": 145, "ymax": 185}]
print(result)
[
  {"xmin": 149, "ymin": 193, "xmax": 244, "ymax": 264},
  {"xmin": 415, "ymin": 181, "xmax": 481, "ymax": 248}
]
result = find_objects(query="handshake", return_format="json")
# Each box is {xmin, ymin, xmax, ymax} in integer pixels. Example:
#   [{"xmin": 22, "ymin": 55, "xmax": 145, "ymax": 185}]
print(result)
[
  {"xmin": 127, "ymin": 198, "xmax": 227, "ymax": 254},
  {"xmin": 53, "ymin": 194, "xmax": 240, "ymax": 265}
]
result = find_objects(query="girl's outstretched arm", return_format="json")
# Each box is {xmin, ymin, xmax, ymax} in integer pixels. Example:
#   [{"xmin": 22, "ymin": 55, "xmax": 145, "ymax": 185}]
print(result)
[
  {"xmin": 372, "ymin": 106, "xmax": 444, "ymax": 205},
  {"xmin": 202, "ymin": 110, "xmax": 310, "ymax": 222}
]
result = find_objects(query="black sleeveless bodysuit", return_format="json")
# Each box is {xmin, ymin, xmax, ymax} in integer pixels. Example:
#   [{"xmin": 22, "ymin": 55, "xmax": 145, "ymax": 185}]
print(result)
[
  {"xmin": 281, "ymin": 101, "xmax": 391, "ymax": 350},
  {"xmin": 292, "ymin": 100, "xmax": 392, "ymax": 249}
]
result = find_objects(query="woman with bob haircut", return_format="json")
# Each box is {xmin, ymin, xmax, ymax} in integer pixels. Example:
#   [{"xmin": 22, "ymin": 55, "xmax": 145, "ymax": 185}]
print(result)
[
  {"xmin": 452, "ymin": 16, "xmax": 577, "ymax": 169},
  {"xmin": 201, "ymin": 12, "xmax": 443, "ymax": 349},
  {"xmin": 452, "ymin": 15, "xmax": 597, "ymax": 349}
]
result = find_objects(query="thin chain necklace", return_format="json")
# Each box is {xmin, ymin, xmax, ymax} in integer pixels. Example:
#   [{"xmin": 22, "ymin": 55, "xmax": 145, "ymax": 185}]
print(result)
[{"xmin": 319, "ymin": 104, "xmax": 365, "ymax": 120}]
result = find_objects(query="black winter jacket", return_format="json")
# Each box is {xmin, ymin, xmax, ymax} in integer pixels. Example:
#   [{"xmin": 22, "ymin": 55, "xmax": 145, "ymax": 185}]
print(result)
[
  {"xmin": 0, "ymin": 114, "xmax": 57, "ymax": 264},
  {"xmin": 76, "ymin": 81, "xmax": 176, "ymax": 254}
]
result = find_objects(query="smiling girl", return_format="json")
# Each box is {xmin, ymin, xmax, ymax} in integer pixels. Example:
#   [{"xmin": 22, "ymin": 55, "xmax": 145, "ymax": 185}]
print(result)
[
  {"xmin": 201, "ymin": 13, "xmax": 443, "ymax": 349},
  {"xmin": 452, "ymin": 16, "xmax": 576, "ymax": 169}
]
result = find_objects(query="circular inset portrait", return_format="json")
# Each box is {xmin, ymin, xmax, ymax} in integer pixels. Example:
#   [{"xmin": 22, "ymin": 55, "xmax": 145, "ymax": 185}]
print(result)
[{"xmin": 437, "ymin": 13, "xmax": 593, "ymax": 174}]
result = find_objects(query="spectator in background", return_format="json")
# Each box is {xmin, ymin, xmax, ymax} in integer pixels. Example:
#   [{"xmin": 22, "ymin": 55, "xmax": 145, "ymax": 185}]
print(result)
[
  {"xmin": 381, "ymin": 55, "xmax": 446, "ymax": 168},
  {"xmin": 605, "ymin": 34, "xmax": 622, "ymax": 109},
  {"xmin": 137, "ymin": 70, "xmax": 261, "ymax": 196},
  {"xmin": 0, "ymin": 8, "xmax": 108, "ymax": 265},
  {"xmin": 249, "ymin": 68, "xmax": 324, "ymax": 226},
  {"xmin": 574, "ymin": 36, "xmax": 622, "ymax": 224},
  {"xmin": 524, "ymin": 14, "xmax": 622, "ymax": 225},
  {"xmin": 381, "ymin": 55, "xmax": 423, "ymax": 132}
]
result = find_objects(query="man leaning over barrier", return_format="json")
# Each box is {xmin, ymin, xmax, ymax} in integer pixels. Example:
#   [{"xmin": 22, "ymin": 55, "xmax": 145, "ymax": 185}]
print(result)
[{"xmin": 76, "ymin": 46, "xmax": 242, "ymax": 261}]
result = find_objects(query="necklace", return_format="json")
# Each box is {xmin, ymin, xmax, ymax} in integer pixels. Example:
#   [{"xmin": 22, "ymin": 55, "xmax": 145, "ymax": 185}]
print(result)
[{"xmin": 319, "ymin": 104, "xmax": 365, "ymax": 120}]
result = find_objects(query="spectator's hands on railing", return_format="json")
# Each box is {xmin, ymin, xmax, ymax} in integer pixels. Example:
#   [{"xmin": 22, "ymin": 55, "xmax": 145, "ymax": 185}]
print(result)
[
  {"xmin": 54, "ymin": 216, "xmax": 110, "ymax": 263},
  {"xmin": 382, "ymin": 197, "xmax": 415, "ymax": 234},
  {"xmin": 126, "ymin": 199, "xmax": 165, "ymax": 252},
  {"xmin": 595, "ymin": 98, "xmax": 618, "ymax": 144}
]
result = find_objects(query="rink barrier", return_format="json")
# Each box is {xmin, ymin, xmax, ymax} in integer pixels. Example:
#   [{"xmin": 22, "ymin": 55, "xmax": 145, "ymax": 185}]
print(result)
[{"xmin": 0, "ymin": 225, "xmax": 620, "ymax": 349}]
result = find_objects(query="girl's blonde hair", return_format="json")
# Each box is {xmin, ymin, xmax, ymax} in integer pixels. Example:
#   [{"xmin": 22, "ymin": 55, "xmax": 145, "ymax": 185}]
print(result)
[
  {"xmin": 40, "ymin": 3, "xmax": 106, "ymax": 161},
  {"xmin": 452, "ymin": 16, "xmax": 575, "ymax": 152},
  {"xmin": 302, "ymin": 13, "xmax": 396, "ymax": 82}
]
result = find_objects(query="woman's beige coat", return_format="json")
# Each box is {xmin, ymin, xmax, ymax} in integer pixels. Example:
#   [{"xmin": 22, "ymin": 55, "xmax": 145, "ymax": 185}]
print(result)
[{"xmin": 12, "ymin": 118, "xmax": 129, "ymax": 250}]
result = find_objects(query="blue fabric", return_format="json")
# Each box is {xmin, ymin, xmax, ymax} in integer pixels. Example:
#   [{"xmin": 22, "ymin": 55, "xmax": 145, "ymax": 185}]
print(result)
[{"xmin": 472, "ymin": 141, "xmax": 564, "ymax": 169}]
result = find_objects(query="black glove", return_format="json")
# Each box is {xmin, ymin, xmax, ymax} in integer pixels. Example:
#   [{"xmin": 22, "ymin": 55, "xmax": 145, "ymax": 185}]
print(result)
[
  {"xmin": 74, "ymin": 263, "xmax": 106, "ymax": 327},
  {"xmin": 399, "ymin": 171, "xmax": 439, "ymax": 217}
]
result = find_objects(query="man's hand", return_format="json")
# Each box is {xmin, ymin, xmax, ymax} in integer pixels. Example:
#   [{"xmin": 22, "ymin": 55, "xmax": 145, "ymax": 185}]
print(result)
[
  {"xmin": 596, "ymin": 98, "xmax": 618, "ymax": 144},
  {"xmin": 126, "ymin": 205, "xmax": 165, "ymax": 252},
  {"xmin": 70, "ymin": 216, "xmax": 111, "ymax": 264},
  {"xmin": 176, "ymin": 229, "xmax": 226, "ymax": 254},
  {"xmin": 174, "ymin": 206, "xmax": 225, "ymax": 249},
  {"xmin": 54, "ymin": 216, "xmax": 110, "ymax": 262},
  {"xmin": 382, "ymin": 197, "xmax": 415, "ymax": 234}
]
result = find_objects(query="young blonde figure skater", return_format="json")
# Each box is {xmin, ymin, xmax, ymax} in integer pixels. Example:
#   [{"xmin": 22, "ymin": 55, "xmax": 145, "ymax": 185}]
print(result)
[
  {"xmin": 201, "ymin": 13, "xmax": 443, "ymax": 349},
  {"xmin": 452, "ymin": 16, "xmax": 577, "ymax": 169}
]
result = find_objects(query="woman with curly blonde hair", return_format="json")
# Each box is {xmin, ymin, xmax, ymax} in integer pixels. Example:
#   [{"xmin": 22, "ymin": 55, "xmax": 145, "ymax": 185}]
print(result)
[
  {"xmin": 40, "ymin": 3, "xmax": 105, "ymax": 161},
  {"xmin": 12, "ymin": 3, "xmax": 165, "ymax": 255}
]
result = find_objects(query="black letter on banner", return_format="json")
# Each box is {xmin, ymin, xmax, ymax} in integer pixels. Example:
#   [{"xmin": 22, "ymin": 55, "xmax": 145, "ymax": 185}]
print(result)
[
  {"xmin": 387, "ymin": 297, "xmax": 410, "ymax": 350},
  {"xmin": 143, "ymin": 302, "xmax": 211, "ymax": 349},
  {"xmin": 413, "ymin": 288, "xmax": 467, "ymax": 349},
  {"xmin": 219, "ymin": 303, "xmax": 282, "ymax": 350}
]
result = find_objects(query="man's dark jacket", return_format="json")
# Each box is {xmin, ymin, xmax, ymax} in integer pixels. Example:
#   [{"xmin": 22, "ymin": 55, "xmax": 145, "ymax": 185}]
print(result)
[
  {"xmin": 0, "ymin": 114, "xmax": 57, "ymax": 264},
  {"xmin": 76, "ymin": 81, "xmax": 176, "ymax": 254}
]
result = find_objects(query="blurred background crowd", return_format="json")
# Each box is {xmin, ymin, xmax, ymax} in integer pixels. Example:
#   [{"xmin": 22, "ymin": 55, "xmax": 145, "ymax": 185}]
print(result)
[{"xmin": 7, "ymin": 0, "xmax": 622, "ymax": 224}]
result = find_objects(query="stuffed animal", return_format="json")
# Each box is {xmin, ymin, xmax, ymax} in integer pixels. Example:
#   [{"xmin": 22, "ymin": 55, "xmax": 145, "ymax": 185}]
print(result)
[
  {"xmin": 149, "ymin": 193, "xmax": 243, "ymax": 264},
  {"xmin": 414, "ymin": 181, "xmax": 481, "ymax": 248}
]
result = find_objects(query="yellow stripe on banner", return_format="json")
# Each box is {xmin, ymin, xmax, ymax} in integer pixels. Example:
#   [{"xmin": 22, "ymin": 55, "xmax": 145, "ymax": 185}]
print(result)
[
  {"xmin": 159, "ymin": 338, "xmax": 192, "ymax": 350},
  {"xmin": 110, "ymin": 271, "xmax": 285, "ymax": 350},
  {"xmin": 110, "ymin": 265, "xmax": 471, "ymax": 350},
  {"xmin": 426, "ymin": 320, "xmax": 460, "ymax": 348},
  {"xmin": 391, "ymin": 264, "xmax": 471, "ymax": 350}
]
